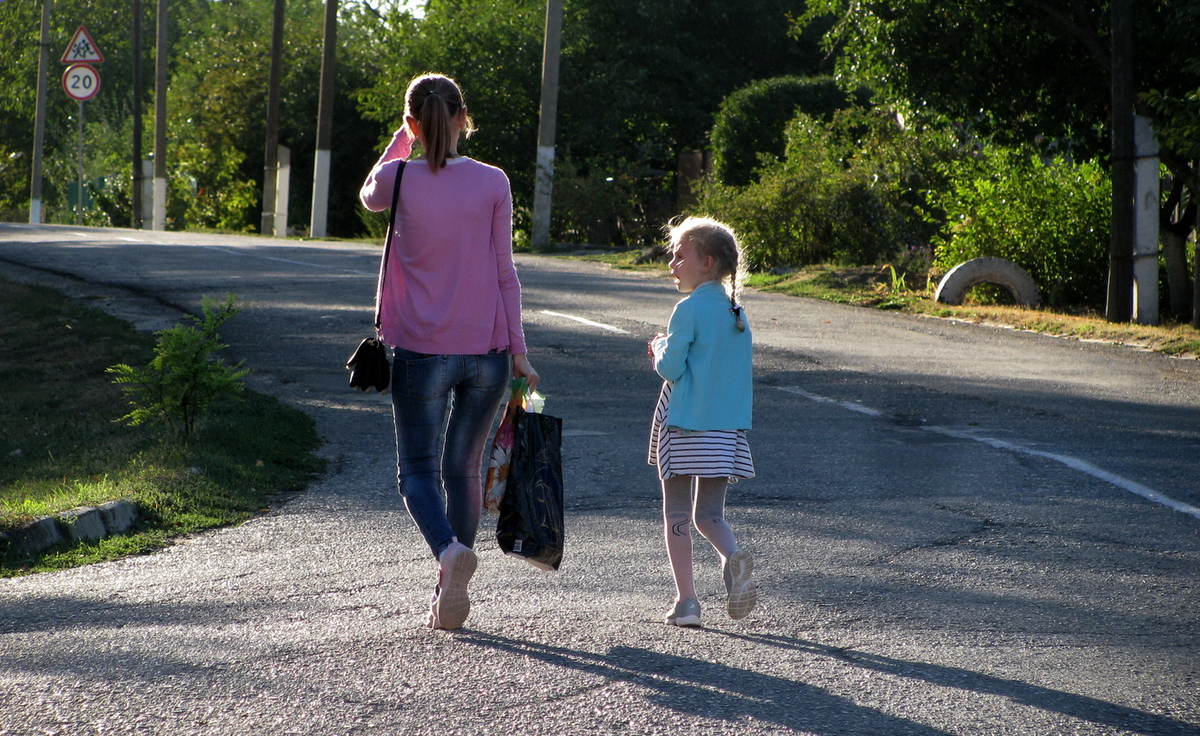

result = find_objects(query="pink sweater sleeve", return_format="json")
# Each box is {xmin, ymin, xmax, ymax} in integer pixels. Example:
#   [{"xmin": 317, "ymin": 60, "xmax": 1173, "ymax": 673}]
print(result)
[
  {"xmin": 359, "ymin": 126, "xmax": 416, "ymax": 211},
  {"xmin": 492, "ymin": 185, "xmax": 526, "ymax": 354}
]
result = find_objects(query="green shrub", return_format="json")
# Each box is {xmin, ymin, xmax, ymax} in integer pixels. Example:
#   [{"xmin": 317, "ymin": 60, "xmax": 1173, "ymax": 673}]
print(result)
[
  {"xmin": 710, "ymin": 76, "xmax": 869, "ymax": 187},
  {"xmin": 699, "ymin": 108, "xmax": 953, "ymax": 270},
  {"xmin": 934, "ymin": 149, "xmax": 1111, "ymax": 306},
  {"xmin": 108, "ymin": 294, "xmax": 251, "ymax": 438}
]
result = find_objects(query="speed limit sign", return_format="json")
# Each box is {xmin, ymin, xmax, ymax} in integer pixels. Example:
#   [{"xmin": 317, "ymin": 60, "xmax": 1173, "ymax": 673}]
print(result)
[{"xmin": 62, "ymin": 63, "xmax": 100, "ymax": 102}]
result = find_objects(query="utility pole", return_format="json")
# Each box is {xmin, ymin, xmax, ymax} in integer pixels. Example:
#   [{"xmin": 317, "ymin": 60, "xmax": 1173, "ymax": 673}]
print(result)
[
  {"xmin": 131, "ymin": 0, "xmax": 144, "ymax": 229},
  {"xmin": 309, "ymin": 0, "xmax": 337, "ymax": 239},
  {"xmin": 29, "ymin": 0, "xmax": 51, "ymax": 224},
  {"xmin": 261, "ymin": 0, "xmax": 285, "ymax": 236},
  {"xmin": 1106, "ymin": 0, "xmax": 1134, "ymax": 322},
  {"xmin": 530, "ymin": 0, "xmax": 563, "ymax": 251},
  {"xmin": 152, "ymin": 0, "xmax": 168, "ymax": 230}
]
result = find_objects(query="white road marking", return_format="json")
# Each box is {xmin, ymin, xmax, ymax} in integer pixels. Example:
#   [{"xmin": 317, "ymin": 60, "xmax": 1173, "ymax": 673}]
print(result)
[
  {"xmin": 539, "ymin": 310, "xmax": 631, "ymax": 334},
  {"xmin": 773, "ymin": 386, "xmax": 882, "ymax": 416},
  {"xmin": 773, "ymin": 385, "xmax": 1200, "ymax": 522}
]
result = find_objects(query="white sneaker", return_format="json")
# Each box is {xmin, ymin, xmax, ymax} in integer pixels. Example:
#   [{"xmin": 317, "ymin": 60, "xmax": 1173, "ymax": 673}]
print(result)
[
  {"xmin": 665, "ymin": 598, "xmax": 702, "ymax": 627},
  {"xmin": 723, "ymin": 550, "xmax": 757, "ymax": 620}
]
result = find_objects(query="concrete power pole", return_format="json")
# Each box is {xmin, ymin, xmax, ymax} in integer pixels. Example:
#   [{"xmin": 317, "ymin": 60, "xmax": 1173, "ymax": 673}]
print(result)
[
  {"xmin": 152, "ymin": 0, "xmax": 168, "ymax": 230},
  {"xmin": 29, "ymin": 0, "xmax": 52, "ymax": 224},
  {"xmin": 530, "ymin": 0, "xmax": 563, "ymax": 251},
  {"xmin": 261, "ymin": 0, "xmax": 286, "ymax": 235},
  {"xmin": 1106, "ymin": 0, "xmax": 1134, "ymax": 322},
  {"xmin": 309, "ymin": 0, "xmax": 337, "ymax": 239},
  {"xmin": 131, "ymin": 0, "xmax": 144, "ymax": 229}
]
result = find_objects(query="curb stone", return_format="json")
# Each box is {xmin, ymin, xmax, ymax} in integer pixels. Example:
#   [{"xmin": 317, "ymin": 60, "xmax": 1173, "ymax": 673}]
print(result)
[{"xmin": 1, "ymin": 500, "xmax": 139, "ymax": 558}]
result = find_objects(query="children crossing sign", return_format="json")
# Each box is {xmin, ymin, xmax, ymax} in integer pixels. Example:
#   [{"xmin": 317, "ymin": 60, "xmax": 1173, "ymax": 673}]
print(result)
[{"xmin": 60, "ymin": 26, "xmax": 105, "ymax": 64}]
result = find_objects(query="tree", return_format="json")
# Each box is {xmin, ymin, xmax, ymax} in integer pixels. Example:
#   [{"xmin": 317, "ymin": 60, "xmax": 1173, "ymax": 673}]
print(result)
[
  {"xmin": 354, "ymin": 0, "xmax": 828, "ymax": 241},
  {"xmin": 798, "ymin": 0, "xmax": 1200, "ymax": 316}
]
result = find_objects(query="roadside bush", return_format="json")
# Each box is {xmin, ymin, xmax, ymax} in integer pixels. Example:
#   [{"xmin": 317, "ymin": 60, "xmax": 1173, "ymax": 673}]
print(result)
[
  {"xmin": 550, "ymin": 158, "xmax": 671, "ymax": 248},
  {"xmin": 710, "ymin": 76, "xmax": 869, "ymax": 187},
  {"xmin": 698, "ymin": 108, "xmax": 953, "ymax": 270},
  {"xmin": 934, "ymin": 148, "xmax": 1111, "ymax": 306},
  {"xmin": 108, "ymin": 294, "xmax": 251, "ymax": 438}
]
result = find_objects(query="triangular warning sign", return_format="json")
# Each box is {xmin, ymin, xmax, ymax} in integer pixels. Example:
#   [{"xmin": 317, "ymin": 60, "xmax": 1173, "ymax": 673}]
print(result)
[{"xmin": 61, "ymin": 26, "xmax": 105, "ymax": 64}]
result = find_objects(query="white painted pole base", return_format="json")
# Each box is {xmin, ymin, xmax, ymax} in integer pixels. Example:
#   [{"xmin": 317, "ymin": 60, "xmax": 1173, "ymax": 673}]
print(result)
[
  {"xmin": 310, "ymin": 148, "xmax": 331, "ymax": 239},
  {"xmin": 153, "ymin": 177, "xmax": 167, "ymax": 231},
  {"xmin": 1132, "ymin": 115, "xmax": 1159, "ymax": 326},
  {"xmin": 274, "ymin": 145, "xmax": 290, "ymax": 238},
  {"xmin": 531, "ymin": 145, "xmax": 555, "ymax": 250}
]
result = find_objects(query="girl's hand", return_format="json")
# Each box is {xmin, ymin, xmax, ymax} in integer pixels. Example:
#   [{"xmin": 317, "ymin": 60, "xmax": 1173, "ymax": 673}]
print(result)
[
  {"xmin": 648, "ymin": 333, "xmax": 666, "ymax": 359},
  {"xmin": 512, "ymin": 353, "xmax": 540, "ymax": 394}
]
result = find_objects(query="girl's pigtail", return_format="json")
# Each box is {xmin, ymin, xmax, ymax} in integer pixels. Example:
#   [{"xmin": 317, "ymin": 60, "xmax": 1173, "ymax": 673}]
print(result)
[{"xmin": 730, "ymin": 294, "xmax": 746, "ymax": 332}]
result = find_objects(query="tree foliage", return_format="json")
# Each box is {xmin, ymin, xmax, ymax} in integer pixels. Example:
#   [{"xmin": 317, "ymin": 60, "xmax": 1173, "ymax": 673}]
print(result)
[
  {"xmin": 797, "ymin": 0, "xmax": 1199, "ymax": 166},
  {"xmin": 699, "ymin": 107, "xmax": 956, "ymax": 269},
  {"xmin": 354, "ymin": 0, "xmax": 828, "ymax": 226},
  {"xmin": 710, "ymin": 75, "xmax": 868, "ymax": 187}
]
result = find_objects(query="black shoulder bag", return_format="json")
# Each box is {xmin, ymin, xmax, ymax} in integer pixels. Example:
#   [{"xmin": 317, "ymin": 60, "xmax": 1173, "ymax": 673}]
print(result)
[{"xmin": 346, "ymin": 161, "xmax": 406, "ymax": 393}]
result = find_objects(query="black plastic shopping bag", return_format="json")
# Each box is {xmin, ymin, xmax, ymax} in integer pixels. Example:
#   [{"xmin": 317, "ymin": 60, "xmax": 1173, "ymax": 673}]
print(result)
[{"xmin": 496, "ymin": 406, "xmax": 564, "ymax": 571}]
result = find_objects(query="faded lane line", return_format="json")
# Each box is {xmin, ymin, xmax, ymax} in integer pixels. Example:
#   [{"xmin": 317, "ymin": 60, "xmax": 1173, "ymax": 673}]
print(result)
[
  {"xmin": 923, "ymin": 426, "xmax": 1200, "ymax": 522},
  {"xmin": 774, "ymin": 386, "xmax": 882, "ymax": 416},
  {"xmin": 539, "ymin": 310, "xmax": 631, "ymax": 334},
  {"xmin": 773, "ymin": 385, "xmax": 1200, "ymax": 522}
]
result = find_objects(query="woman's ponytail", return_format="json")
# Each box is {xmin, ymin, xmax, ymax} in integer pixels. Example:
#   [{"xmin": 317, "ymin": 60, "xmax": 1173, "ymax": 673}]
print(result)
[{"xmin": 404, "ymin": 74, "xmax": 476, "ymax": 172}]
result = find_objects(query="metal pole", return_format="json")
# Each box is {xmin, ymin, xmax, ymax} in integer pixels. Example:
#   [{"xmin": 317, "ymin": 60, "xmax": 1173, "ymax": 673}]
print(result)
[
  {"xmin": 1106, "ymin": 0, "xmax": 1134, "ymax": 322},
  {"xmin": 261, "ymin": 0, "xmax": 285, "ymax": 235},
  {"xmin": 76, "ymin": 100, "xmax": 84, "ymax": 225},
  {"xmin": 310, "ymin": 0, "xmax": 337, "ymax": 239},
  {"xmin": 152, "ymin": 0, "xmax": 168, "ymax": 230},
  {"xmin": 131, "ymin": 0, "xmax": 144, "ymax": 229},
  {"xmin": 29, "ymin": 0, "xmax": 52, "ymax": 224},
  {"xmin": 530, "ymin": 0, "xmax": 563, "ymax": 251}
]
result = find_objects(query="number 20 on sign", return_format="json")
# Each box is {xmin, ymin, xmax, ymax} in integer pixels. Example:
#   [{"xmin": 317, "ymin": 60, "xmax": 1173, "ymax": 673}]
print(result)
[{"xmin": 62, "ymin": 63, "xmax": 100, "ymax": 102}]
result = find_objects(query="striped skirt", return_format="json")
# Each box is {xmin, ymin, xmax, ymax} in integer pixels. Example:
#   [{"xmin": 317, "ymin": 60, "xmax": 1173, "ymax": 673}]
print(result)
[{"xmin": 647, "ymin": 381, "xmax": 755, "ymax": 481}]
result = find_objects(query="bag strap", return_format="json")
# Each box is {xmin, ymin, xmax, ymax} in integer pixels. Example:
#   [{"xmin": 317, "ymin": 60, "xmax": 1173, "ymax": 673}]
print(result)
[{"xmin": 374, "ymin": 160, "xmax": 407, "ymax": 332}]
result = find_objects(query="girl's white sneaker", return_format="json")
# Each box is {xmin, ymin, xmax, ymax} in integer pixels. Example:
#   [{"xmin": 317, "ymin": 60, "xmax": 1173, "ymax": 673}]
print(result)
[
  {"xmin": 723, "ymin": 550, "xmax": 757, "ymax": 620},
  {"xmin": 665, "ymin": 598, "xmax": 702, "ymax": 627}
]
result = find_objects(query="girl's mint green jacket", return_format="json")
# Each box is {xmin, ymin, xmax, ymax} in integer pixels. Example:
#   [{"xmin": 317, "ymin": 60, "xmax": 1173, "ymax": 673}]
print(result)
[{"xmin": 651, "ymin": 282, "xmax": 753, "ymax": 431}]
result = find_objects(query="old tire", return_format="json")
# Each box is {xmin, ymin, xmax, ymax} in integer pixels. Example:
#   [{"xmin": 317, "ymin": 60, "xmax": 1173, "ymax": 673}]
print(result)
[{"xmin": 934, "ymin": 257, "xmax": 1041, "ymax": 307}]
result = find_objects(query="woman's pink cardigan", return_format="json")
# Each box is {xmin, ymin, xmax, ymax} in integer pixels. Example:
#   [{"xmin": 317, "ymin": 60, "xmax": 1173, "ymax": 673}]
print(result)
[{"xmin": 359, "ymin": 132, "xmax": 527, "ymax": 356}]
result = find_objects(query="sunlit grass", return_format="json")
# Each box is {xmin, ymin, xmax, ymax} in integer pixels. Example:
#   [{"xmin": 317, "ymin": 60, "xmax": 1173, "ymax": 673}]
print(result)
[{"xmin": 0, "ymin": 277, "xmax": 325, "ymax": 576}]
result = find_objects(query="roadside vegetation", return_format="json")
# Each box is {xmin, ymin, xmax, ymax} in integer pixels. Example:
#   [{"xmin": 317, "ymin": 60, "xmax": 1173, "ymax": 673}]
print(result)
[
  {"xmin": 575, "ymin": 250, "xmax": 1200, "ymax": 361},
  {"xmin": 0, "ymin": 277, "xmax": 325, "ymax": 576}
]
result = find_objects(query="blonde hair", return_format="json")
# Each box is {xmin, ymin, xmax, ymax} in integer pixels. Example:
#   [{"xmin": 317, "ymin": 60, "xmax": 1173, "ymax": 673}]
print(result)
[
  {"xmin": 404, "ymin": 73, "xmax": 476, "ymax": 172},
  {"xmin": 668, "ymin": 216, "xmax": 748, "ymax": 331}
]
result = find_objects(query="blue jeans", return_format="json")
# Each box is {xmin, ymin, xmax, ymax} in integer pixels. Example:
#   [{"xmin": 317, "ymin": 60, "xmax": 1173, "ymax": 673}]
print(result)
[{"xmin": 391, "ymin": 347, "xmax": 510, "ymax": 559}]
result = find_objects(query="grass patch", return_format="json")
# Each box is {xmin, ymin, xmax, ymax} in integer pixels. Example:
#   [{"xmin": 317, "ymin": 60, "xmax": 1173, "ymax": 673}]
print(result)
[{"xmin": 0, "ymin": 277, "xmax": 326, "ymax": 576}]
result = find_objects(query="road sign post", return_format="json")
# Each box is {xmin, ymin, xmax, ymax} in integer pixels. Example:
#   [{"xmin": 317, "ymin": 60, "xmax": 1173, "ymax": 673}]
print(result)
[{"xmin": 60, "ymin": 26, "xmax": 104, "ymax": 225}]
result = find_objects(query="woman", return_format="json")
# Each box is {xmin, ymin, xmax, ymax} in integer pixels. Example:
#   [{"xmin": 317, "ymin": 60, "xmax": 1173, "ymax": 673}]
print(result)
[{"xmin": 359, "ymin": 73, "xmax": 539, "ymax": 630}]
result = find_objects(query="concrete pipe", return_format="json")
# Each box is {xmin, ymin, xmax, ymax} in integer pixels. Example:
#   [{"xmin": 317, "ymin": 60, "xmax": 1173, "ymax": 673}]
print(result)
[{"xmin": 934, "ymin": 257, "xmax": 1041, "ymax": 307}]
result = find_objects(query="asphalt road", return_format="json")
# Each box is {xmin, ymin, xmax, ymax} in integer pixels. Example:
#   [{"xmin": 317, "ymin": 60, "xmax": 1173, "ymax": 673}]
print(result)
[{"xmin": 1, "ymin": 223, "xmax": 1197, "ymax": 736}]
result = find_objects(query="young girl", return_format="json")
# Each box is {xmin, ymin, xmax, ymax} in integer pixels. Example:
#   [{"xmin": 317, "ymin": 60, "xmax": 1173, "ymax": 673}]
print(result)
[{"xmin": 648, "ymin": 216, "xmax": 756, "ymax": 627}]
